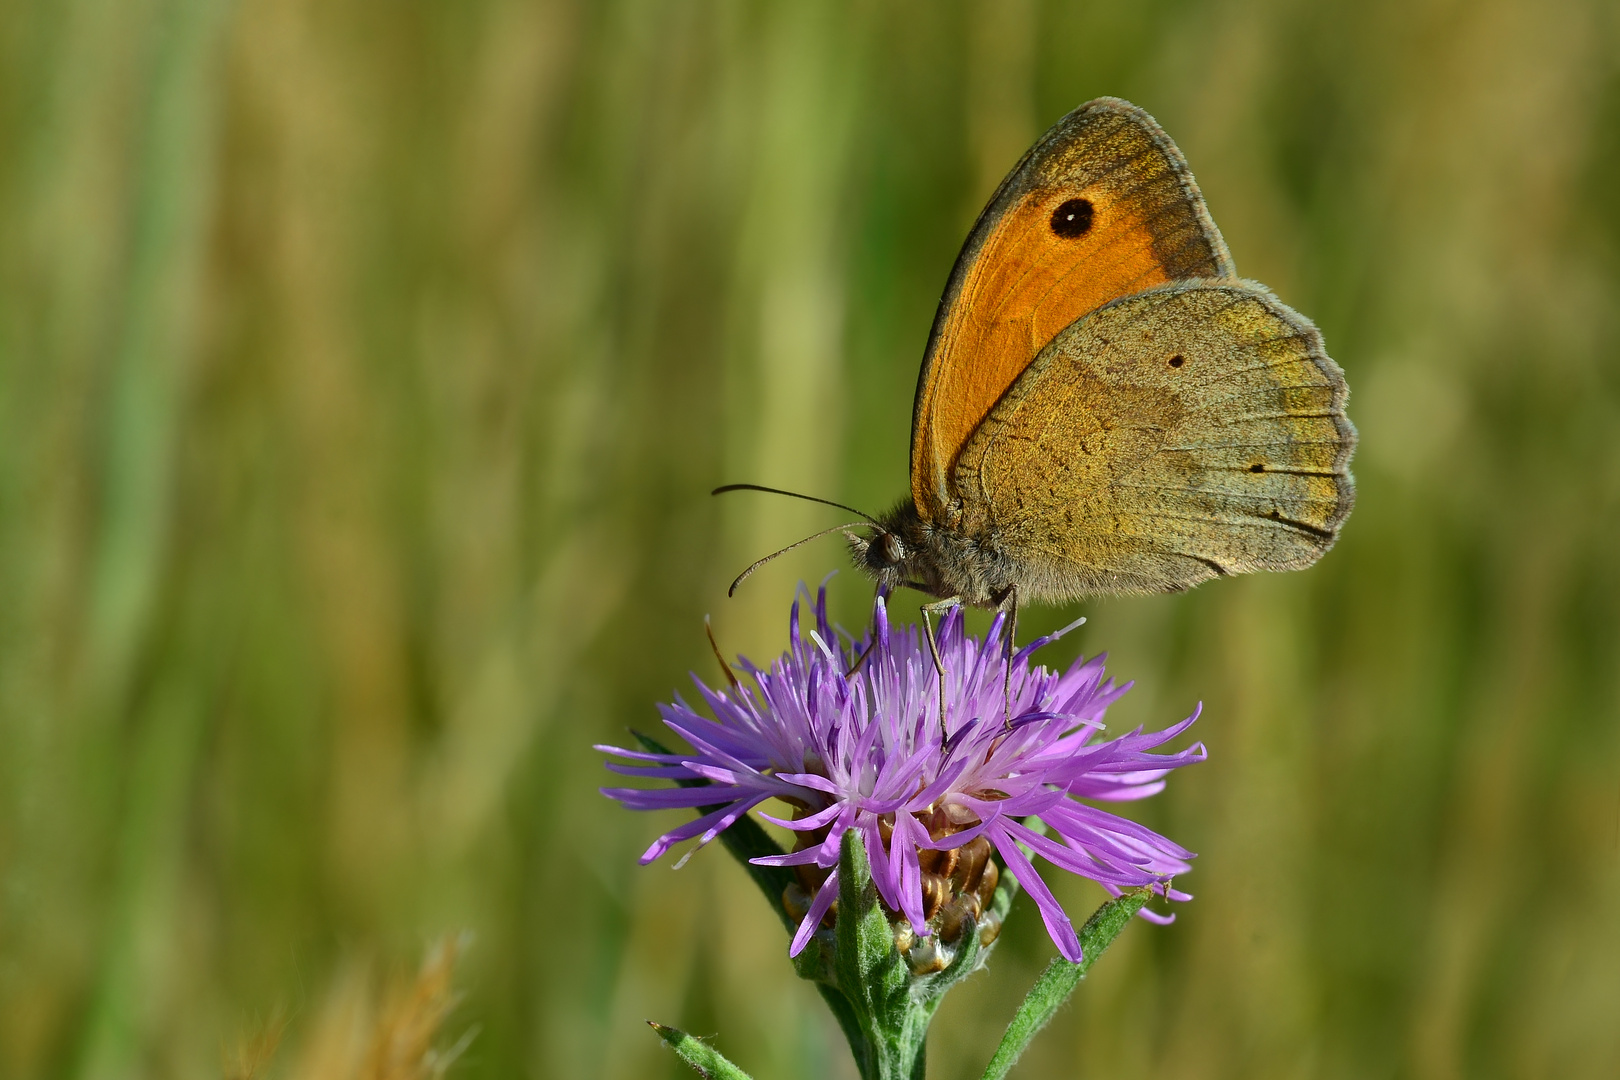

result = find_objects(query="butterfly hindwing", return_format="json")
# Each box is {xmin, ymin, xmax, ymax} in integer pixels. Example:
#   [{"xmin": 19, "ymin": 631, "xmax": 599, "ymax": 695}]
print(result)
[{"xmin": 951, "ymin": 282, "xmax": 1355, "ymax": 600}]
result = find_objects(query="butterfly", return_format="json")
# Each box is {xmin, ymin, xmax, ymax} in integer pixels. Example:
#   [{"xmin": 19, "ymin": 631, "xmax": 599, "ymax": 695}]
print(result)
[{"xmin": 722, "ymin": 97, "xmax": 1355, "ymax": 673}]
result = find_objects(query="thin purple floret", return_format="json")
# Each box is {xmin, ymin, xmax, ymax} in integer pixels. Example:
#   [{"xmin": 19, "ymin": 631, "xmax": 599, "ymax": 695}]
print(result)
[{"xmin": 600, "ymin": 586, "xmax": 1205, "ymax": 963}]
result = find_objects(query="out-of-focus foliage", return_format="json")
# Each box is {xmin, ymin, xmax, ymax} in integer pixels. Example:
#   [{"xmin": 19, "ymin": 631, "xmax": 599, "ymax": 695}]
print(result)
[{"xmin": 2, "ymin": 1, "xmax": 1618, "ymax": 1078}]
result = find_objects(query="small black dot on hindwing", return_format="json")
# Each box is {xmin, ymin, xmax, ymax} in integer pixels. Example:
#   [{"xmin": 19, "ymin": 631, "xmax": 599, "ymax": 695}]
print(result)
[
  {"xmin": 1249, "ymin": 462, "xmax": 1265, "ymax": 473},
  {"xmin": 1168, "ymin": 354, "xmax": 1185, "ymax": 368},
  {"xmin": 1050, "ymin": 197, "xmax": 1094, "ymax": 238}
]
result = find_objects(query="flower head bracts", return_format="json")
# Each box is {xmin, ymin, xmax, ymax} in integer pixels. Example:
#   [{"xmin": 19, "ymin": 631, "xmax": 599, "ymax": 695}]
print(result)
[{"xmin": 599, "ymin": 587, "xmax": 1205, "ymax": 962}]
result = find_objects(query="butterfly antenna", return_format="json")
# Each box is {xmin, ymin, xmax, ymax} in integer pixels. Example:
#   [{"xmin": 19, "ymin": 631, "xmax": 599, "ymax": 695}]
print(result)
[
  {"xmin": 726, "ymin": 522, "xmax": 869, "ymax": 597},
  {"xmin": 712, "ymin": 483, "xmax": 880, "ymax": 527}
]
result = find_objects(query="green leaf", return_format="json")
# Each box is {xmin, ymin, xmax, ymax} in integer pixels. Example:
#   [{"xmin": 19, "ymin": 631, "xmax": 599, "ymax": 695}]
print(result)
[
  {"xmin": 977, "ymin": 888, "xmax": 1153, "ymax": 1080},
  {"xmin": 648, "ymin": 1021, "xmax": 756, "ymax": 1080}
]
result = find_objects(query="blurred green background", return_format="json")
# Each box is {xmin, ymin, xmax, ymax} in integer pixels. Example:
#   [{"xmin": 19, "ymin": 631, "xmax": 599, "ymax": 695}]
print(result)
[{"xmin": 3, "ymin": 0, "xmax": 1619, "ymax": 1077}]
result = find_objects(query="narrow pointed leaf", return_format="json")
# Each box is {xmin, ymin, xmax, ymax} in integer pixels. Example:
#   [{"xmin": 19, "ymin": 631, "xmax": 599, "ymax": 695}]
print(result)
[
  {"xmin": 649, "ymin": 1022, "xmax": 755, "ymax": 1080},
  {"xmin": 978, "ymin": 888, "xmax": 1152, "ymax": 1080}
]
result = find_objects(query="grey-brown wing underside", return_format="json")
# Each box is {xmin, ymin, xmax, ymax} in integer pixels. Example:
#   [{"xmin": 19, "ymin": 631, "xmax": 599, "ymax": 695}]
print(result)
[{"xmin": 952, "ymin": 281, "xmax": 1356, "ymax": 599}]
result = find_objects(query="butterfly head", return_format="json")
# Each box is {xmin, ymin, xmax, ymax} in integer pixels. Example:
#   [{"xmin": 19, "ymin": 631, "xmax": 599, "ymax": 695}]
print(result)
[
  {"xmin": 849, "ymin": 499, "xmax": 985, "ymax": 603},
  {"xmin": 712, "ymin": 483, "xmax": 1000, "ymax": 607}
]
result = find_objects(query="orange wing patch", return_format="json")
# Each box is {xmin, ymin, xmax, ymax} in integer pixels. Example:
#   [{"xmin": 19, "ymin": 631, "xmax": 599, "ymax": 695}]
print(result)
[{"xmin": 910, "ymin": 98, "xmax": 1234, "ymax": 524}]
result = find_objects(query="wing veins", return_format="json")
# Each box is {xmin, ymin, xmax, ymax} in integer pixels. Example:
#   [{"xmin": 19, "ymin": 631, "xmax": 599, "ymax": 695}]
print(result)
[
  {"xmin": 1157, "ymin": 439, "xmax": 1345, "ymax": 451},
  {"xmin": 1110, "ymin": 509, "xmax": 1339, "ymax": 538},
  {"xmin": 1197, "ymin": 412, "xmax": 1342, "ymax": 428},
  {"xmin": 1105, "ymin": 482, "xmax": 1340, "ymax": 502}
]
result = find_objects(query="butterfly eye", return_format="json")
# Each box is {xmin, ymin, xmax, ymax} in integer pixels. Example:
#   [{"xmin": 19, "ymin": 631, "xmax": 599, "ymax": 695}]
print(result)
[
  {"xmin": 1049, "ymin": 197, "xmax": 1094, "ymax": 238},
  {"xmin": 882, "ymin": 533, "xmax": 906, "ymax": 564}
]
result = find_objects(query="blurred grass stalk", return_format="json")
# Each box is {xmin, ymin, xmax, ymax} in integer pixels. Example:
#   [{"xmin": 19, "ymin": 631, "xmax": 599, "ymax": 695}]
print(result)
[
  {"xmin": 5, "ymin": 0, "xmax": 235, "ymax": 1076},
  {"xmin": 228, "ymin": 936, "xmax": 468, "ymax": 1080}
]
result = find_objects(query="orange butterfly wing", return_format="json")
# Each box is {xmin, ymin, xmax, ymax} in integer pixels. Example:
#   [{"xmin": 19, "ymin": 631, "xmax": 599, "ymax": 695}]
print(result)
[{"xmin": 911, "ymin": 98, "xmax": 1235, "ymax": 524}]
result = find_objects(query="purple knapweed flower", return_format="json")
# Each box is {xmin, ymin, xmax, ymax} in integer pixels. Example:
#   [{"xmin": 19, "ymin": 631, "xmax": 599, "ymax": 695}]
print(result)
[{"xmin": 599, "ymin": 587, "xmax": 1205, "ymax": 963}]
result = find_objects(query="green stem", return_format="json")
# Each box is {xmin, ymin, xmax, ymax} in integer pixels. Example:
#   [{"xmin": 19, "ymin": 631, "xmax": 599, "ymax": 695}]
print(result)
[
  {"xmin": 977, "ymin": 888, "xmax": 1152, "ymax": 1080},
  {"xmin": 633, "ymin": 732, "xmax": 871, "ymax": 1071}
]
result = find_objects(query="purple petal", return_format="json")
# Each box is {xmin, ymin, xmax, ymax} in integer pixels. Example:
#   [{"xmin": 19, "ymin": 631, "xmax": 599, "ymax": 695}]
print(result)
[
  {"xmin": 603, "ymin": 785, "xmax": 744, "ymax": 810},
  {"xmin": 750, "ymin": 846, "xmax": 828, "ymax": 868},
  {"xmin": 594, "ymin": 743, "xmax": 693, "ymax": 763},
  {"xmin": 789, "ymin": 867, "xmax": 840, "ymax": 957},
  {"xmin": 757, "ymin": 801, "xmax": 842, "ymax": 831},
  {"xmin": 989, "ymin": 825, "xmax": 1082, "ymax": 962},
  {"xmin": 602, "ymin": 762, "xmax": 701, "ymax": 779},
  {"xmin": 638, "ymin": 796, "xmax": 765, "ymax": 863}
]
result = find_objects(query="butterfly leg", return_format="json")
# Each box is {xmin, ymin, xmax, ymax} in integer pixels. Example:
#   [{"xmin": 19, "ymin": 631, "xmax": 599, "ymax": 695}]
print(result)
[
  {"xmin": 993, "ymin": 585, "xmax": 1020, "ymax": 728},
  {"xmin": 920, "ymin": 595, "xmax": 962, "ymax": 735},
  {"xmin": 846, "ymin": 637, "xmax": 878, "ymax": 679},
  {"xmin": 846, "ymin": 589, "xmax": 882, "ymax": 678}
]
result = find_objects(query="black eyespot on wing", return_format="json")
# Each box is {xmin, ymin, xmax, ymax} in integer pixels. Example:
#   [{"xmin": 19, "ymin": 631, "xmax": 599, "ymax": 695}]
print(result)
[
  {"xmin": 1249, "ymin": 462, "xmax": 1265, "ymax": 473},
  {"xmin": 1168, "ymin": 354, "xmax": 1185, "ymax": 368},
  {"xmin": 1050, "ymin": 198, "xmax": 1094, "ymax": 238}
]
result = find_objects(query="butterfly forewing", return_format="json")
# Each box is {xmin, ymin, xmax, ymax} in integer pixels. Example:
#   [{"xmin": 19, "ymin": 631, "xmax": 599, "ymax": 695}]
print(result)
[
  {"xmin": 951, "ymin": 282, "xmax": 1355, "ymax": 600},
  {"xmin": 910, "ymin": 98, "xmax": 1235, "ymax": 524}
]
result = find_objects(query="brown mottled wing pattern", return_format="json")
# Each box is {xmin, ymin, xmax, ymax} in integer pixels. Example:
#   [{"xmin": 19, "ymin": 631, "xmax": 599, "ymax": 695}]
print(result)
[
  {"xmin": 952, "ymin": 282, "xmax": 1356, "ymax": 600},
  {"xmin": 911, "ymin": 97, "xmax": 1235, "ymax": 525}
]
